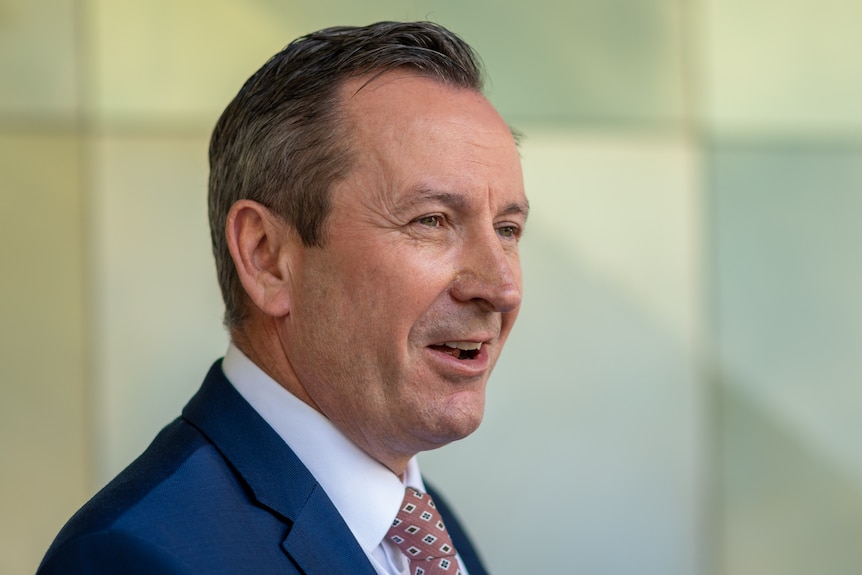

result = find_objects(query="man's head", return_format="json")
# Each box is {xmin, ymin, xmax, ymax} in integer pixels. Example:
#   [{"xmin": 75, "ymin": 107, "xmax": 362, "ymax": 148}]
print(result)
[
  {"xmin": 209, "ymin": 22, "xmax": 527, "ymax": 473},
  {"xmin": 209, "ymin": 21, "xmax": 485, "ymax": 329}
]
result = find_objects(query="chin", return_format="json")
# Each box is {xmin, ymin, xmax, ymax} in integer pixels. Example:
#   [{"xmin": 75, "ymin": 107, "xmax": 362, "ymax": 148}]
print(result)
[{"xmin": 432, "ymin": 400, "xmax": 485, "ymax": 444}]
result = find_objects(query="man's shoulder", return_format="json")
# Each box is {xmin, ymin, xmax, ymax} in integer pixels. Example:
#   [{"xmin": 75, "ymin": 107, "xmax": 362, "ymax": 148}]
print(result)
[
  {"xmin": 38, "ymin": 415, "xmax": 299, "ymax": 573},
  {"xmin": 36, "ymin": 525, "xmax": 194, "ymax": 575},
  {"xmin": 75, "ymin": 418, "xmax": 225, "ymax": 530},
  {"xmin": 38, "ymin": 360, "xmax": 380, "ymax": 575},
  {"xmin": 38, "ymin": 419, "xmax": 214, "ymax": 570}
]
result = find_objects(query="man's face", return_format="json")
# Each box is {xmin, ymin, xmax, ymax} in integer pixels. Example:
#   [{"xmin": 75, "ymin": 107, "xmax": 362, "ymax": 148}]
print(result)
[{"xmin": 282, "ymin": 72, "xmax": 527, "ymax": 471}]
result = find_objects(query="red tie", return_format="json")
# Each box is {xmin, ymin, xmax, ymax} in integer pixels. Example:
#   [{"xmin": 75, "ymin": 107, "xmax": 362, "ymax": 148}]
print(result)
[{"xmin": 386, "ymin": 487, "xmax": 463, "ymax": 575}]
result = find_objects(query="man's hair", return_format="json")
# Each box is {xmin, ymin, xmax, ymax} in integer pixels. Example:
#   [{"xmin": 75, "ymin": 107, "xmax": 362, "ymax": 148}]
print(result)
[{"xmin": 208, "ymin": 21, "xmax": 485, "ymax": 328}]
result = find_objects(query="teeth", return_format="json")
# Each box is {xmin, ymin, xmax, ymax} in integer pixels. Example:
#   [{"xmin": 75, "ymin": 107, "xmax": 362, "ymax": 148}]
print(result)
[{"xmin": 443, "ymin": 341, "xmax": 482, "ymax": 351}]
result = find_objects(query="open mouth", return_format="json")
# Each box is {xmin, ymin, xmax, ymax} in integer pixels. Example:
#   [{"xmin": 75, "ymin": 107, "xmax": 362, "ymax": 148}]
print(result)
[{"xmin": 429, "ymin": 341, "xmax": 483, "ymax": 360}]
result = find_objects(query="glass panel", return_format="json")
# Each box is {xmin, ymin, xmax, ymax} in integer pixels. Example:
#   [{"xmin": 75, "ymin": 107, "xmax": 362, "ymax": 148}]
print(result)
[
  {"xmin": 90, "ymin": 134, "xmax": 228, "ymax": 482},
  {"xmin": 88, "ymin": 0, "xmax": 685, "ymax": 127},
  {"xmin": 88, "ymin": 0, "xmax": 306, "ymax": 123},
  {"xmin": 711, "ymin": 142, "xmax": 862, "ymax": 574},
  {"xmin": 0, "ymin": 133, "xmax": 87, "ymax": 573},
  {"xmin": 0, "ymin": 0, "xmax": 78, "ymax": 116},
  {"xmin": 441, "ymin": 0, "xmax": 686, "ymax": 125},
  {"xmin": 705, "ymin": 0, "xmax": 862, "ymax": 135}
]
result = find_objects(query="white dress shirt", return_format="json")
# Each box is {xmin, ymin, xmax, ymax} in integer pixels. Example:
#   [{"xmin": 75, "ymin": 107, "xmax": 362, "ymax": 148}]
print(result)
[{"xmin": 222, "ymin": 343, "xmax": 468, "ymax": 575}]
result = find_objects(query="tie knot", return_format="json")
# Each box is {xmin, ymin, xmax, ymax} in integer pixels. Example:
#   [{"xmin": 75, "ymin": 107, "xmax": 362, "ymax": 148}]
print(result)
[{"xmin": 387, "ymin": 487, "xmax": 462, "ymax": 575}]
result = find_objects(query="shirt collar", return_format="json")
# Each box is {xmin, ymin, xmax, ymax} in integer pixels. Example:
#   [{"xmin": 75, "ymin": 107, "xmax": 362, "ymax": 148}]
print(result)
[{"xmin": 222, "ymin": 343, "xmax": 425, "ymax": 553}]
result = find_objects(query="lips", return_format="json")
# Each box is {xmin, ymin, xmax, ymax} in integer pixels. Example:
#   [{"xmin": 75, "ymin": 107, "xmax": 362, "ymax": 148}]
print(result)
[{"xmin": 429, "ymin": 341, "xmax": 483, "ymax": 360}]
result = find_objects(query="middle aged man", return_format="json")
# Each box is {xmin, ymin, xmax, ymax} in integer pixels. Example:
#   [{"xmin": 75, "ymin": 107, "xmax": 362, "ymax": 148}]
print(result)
[{"xmin": 39, "ymin": 21, "xmax": 528, "ymax": 575}]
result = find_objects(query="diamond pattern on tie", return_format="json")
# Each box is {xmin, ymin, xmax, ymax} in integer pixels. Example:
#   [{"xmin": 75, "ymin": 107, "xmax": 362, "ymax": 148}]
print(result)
[{"xmin": 387, "ymin": 487, "xmax": 462, "ymax": 575}]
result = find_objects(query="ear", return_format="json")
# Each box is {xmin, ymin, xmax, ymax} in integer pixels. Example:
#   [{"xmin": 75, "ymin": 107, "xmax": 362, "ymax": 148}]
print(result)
[{"xmin": 225, "ymin": 200, "xmax": 299, "ymax": 318}]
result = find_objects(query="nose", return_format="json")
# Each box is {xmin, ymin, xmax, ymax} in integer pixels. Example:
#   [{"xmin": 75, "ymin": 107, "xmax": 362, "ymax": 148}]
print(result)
[{"xmin": 450, "ymin": 228, "xmax": 522, "ymax": 313}]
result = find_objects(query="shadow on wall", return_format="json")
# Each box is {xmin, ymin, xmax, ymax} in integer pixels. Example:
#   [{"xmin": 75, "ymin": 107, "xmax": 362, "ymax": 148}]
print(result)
[{"xmin": 719, "ymin": 369, "xmax": 862, "ymax": 575}]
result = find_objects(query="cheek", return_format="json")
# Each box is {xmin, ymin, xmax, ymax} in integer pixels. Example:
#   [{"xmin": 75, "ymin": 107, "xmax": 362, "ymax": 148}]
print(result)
[{"xmin": 356, "ymin": 248, "xmax": 452, "ymax": 315}]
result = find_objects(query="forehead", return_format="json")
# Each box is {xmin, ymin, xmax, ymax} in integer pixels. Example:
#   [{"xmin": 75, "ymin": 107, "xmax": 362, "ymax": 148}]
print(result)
[
  {"xmin": 337, "ymin": 72, "xmax": 524, "ymax": 205},
  {"xmin": 342, "ymin": 72, "xmax": 509, "ymax": 146}
]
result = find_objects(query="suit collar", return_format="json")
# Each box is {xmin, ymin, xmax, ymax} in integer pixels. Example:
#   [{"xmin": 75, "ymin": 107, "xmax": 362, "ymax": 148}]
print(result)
[
  {"xmin": 182, "ymin": 361, "xmax": 377, "ymax": 575},
  {"xmin": 222, "ymin": 342, "xmax": 414, "ymax": 554}
]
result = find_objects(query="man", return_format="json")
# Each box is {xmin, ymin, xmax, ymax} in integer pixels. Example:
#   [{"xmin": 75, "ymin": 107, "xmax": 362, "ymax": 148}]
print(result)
[{"xmin": 39, "ymin": 21, "xmax": 527, "ymax": 574}]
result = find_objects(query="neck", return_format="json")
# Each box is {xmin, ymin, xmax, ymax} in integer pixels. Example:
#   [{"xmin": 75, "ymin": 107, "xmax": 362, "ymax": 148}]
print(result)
[{"xmin": 230, "ymin": 319, "xmax": 414, "ymax": 477}]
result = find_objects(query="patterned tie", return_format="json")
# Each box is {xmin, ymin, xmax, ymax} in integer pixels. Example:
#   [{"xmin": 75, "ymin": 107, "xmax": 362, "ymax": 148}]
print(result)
[{"xmin": 386, "ymin": 487, "xmax": 462, "ymax": 575}]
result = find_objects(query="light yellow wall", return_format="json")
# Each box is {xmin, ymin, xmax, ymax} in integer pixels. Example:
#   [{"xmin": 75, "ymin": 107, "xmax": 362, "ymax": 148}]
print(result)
[
  {"xmin": 0, "ymin": 134, "xmax": 88, "ymax": 573},
  {"xmin": 704, "ymin": 0, "xmax": 862, "ymax": 136},
  {"xmin": 1, "ymin": 1, "xmax": 89, "ymax": 572}
]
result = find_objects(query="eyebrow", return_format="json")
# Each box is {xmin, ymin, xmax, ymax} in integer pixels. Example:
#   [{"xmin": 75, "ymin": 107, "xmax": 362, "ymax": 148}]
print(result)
[
  {"xmin": 401, "ymin": 188, "xmax": 530, "ymax": 220},
  {"xmin": 501, "ymin": 199, "xmax": 530, "ymax": 220}
]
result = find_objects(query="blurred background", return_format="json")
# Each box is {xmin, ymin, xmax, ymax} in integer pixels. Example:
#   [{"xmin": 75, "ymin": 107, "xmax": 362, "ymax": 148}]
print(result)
[{"xmin": 2, "ymin": 1, "xmax": 862, "ymax": 573}]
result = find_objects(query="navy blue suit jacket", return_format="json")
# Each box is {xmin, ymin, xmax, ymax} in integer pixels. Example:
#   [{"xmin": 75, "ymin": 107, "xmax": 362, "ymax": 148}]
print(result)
[{"xmin": 38, "ymin": 361, "xmax": 489, "ymax": 574}]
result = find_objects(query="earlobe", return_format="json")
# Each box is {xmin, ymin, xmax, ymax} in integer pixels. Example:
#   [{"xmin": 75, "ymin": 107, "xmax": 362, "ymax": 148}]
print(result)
[{"xmin": 225, "ymin": 200, "xmax": 297, "ymax": 318}]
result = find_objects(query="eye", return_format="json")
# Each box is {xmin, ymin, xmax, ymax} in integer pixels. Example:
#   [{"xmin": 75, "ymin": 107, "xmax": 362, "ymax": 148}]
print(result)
[
  {"xmin": 415, "ymin": 214, "xmax": 443, "ymax": 227},
  {"xmin": 496, "ymin": 224, "xmax": 521, "ymax": 239}
]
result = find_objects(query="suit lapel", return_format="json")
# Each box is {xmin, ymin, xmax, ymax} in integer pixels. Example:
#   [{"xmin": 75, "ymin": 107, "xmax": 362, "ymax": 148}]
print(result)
[
  {"xmin": 282, "ymin": 485, "xmax": 378, "ymax": 575},
  {"xmin": 183, "ymin": 361, "xmax": 377, "ymax": 575}
]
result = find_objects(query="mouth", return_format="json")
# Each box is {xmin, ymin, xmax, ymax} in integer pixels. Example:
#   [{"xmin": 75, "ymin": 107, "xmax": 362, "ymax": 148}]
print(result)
[{"xmin": 428, "ymin": 341, "xmax": 483, "ymax": 361}]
